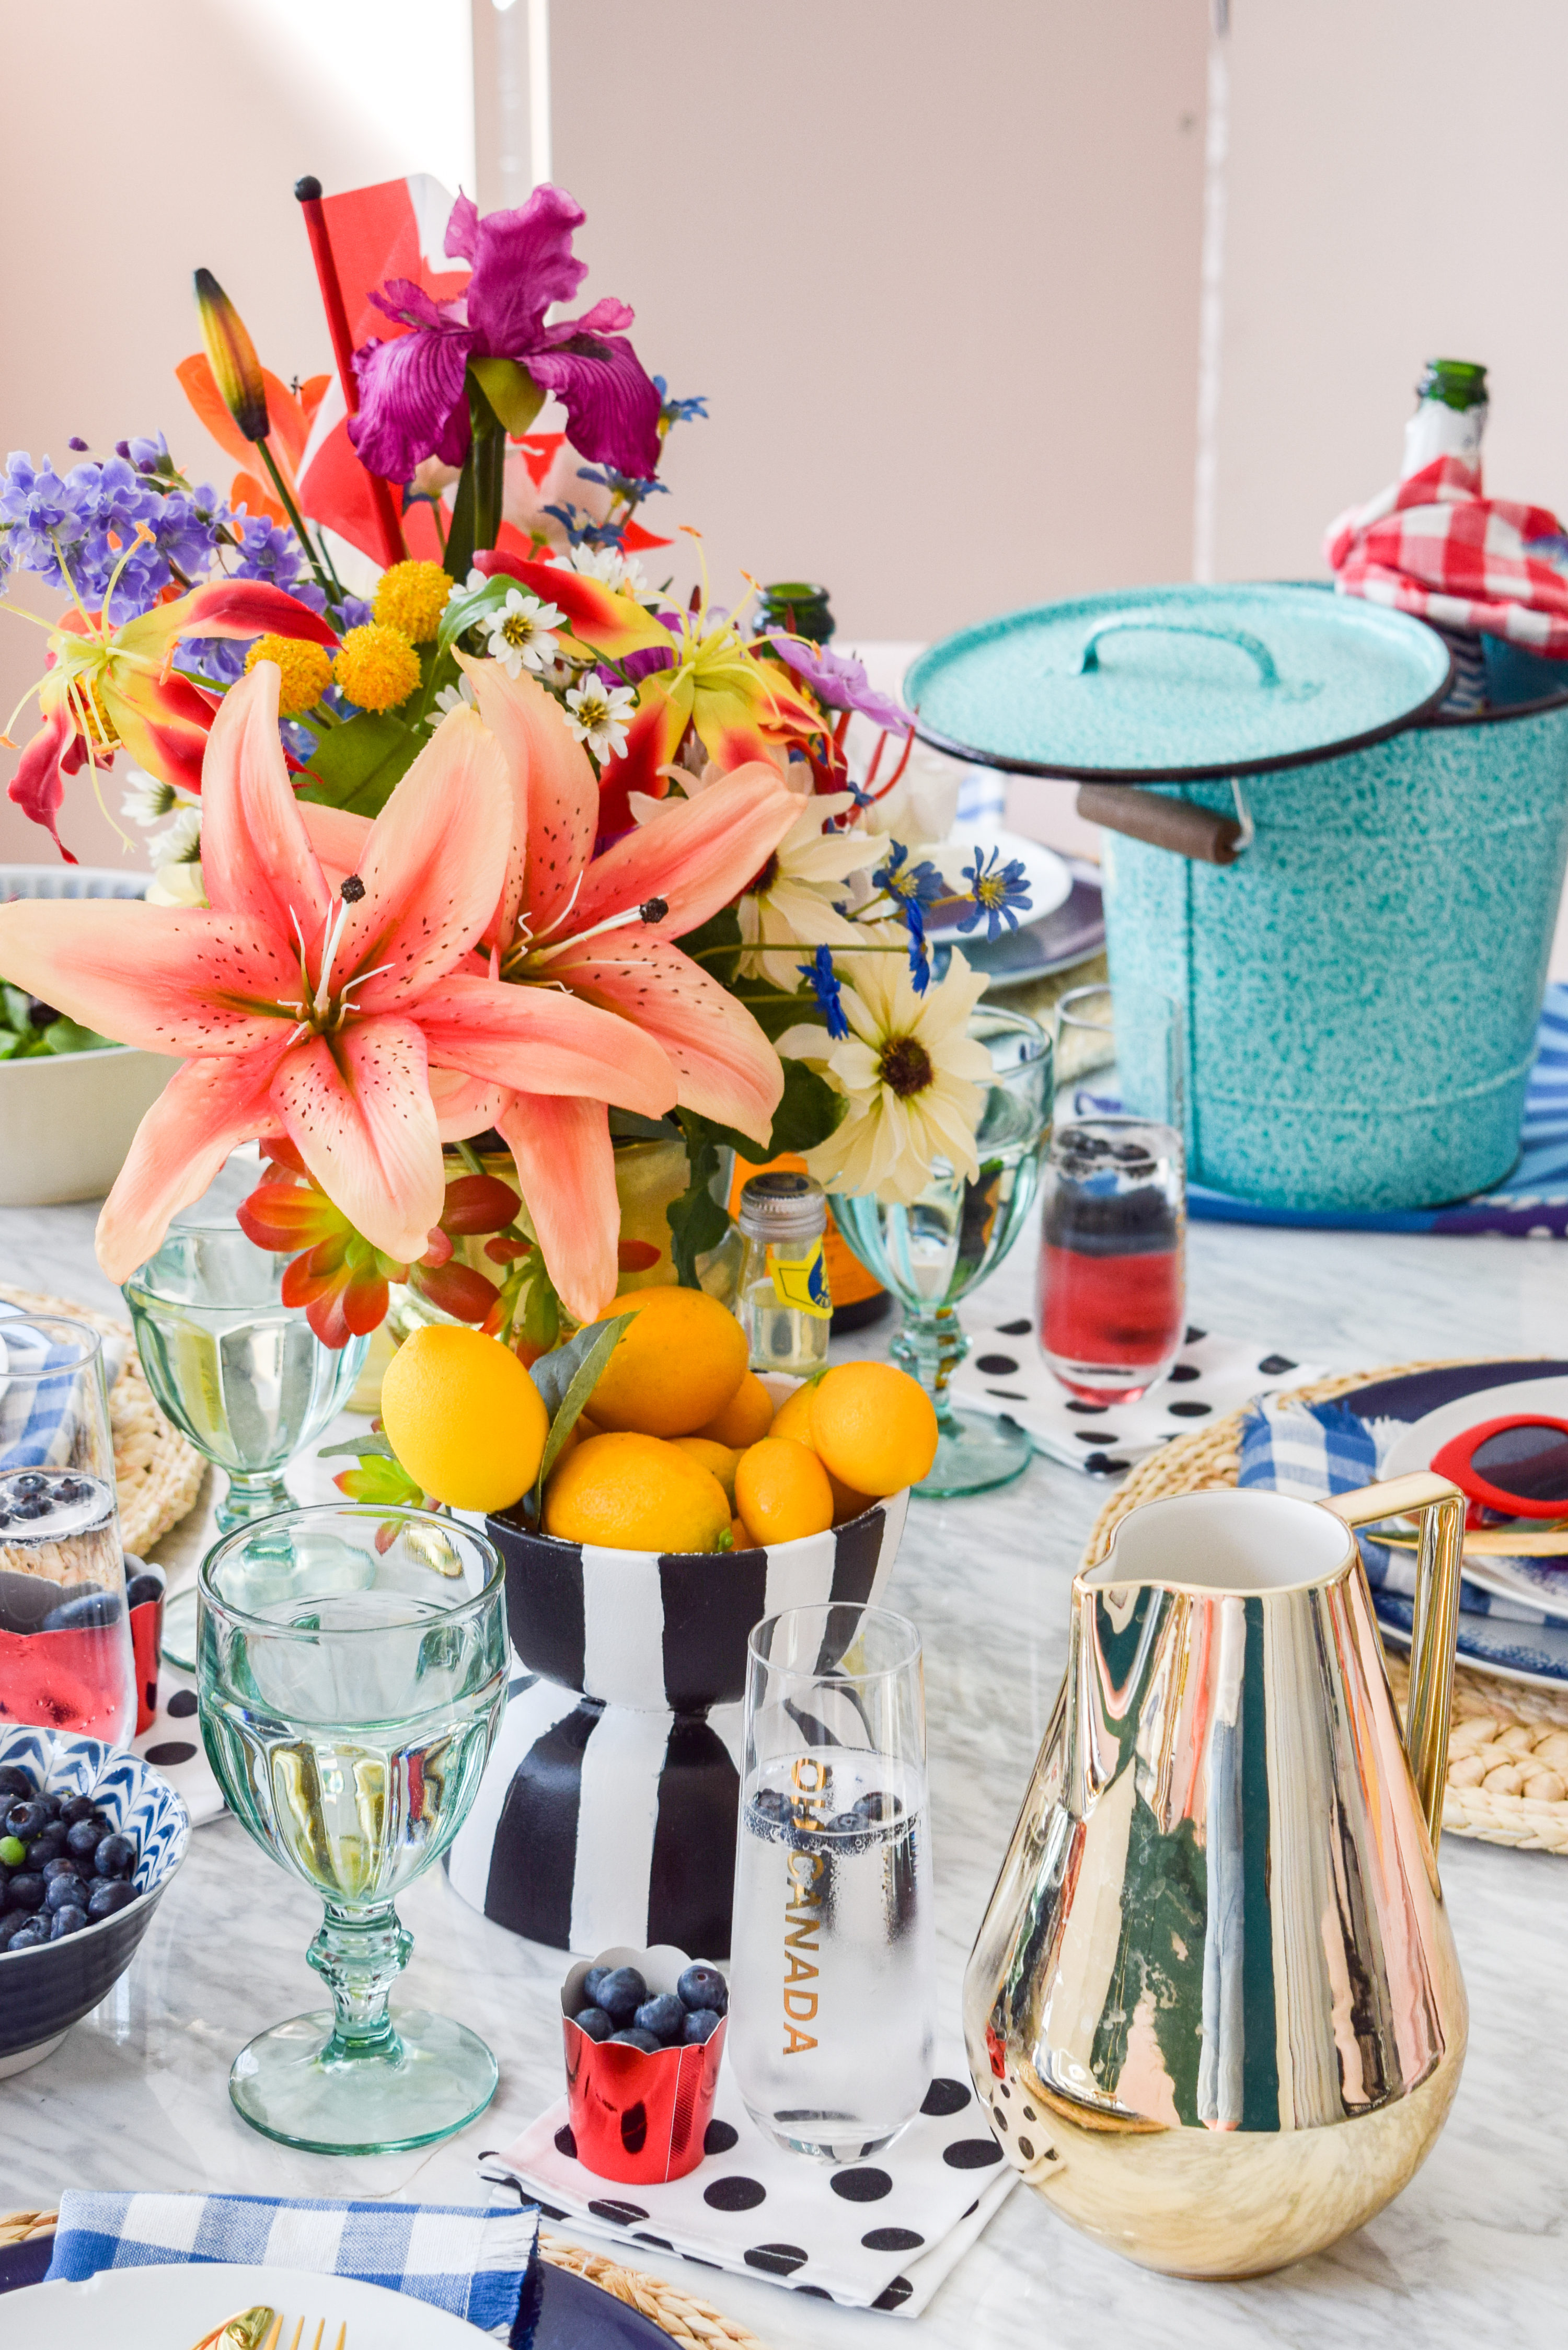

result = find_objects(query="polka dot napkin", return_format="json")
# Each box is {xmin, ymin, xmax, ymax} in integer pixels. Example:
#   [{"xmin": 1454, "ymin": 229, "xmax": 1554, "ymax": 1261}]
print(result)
[
  {"xmin": 133, "ymin": 1664, "xmax": 225, "ymax": 1827},
  {"xmin": 948, "ymin": 1322, "xmax": 1329, "ymax": 1477},
  {"xmin": 480, "ymin": 2045, "xmax": 1015, "ymax": 2316}
]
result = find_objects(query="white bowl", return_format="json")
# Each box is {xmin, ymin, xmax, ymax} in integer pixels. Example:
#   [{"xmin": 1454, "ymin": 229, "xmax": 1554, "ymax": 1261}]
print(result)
[{"xmin": 0, "ymin": 867, "xmax": 173, "ymax": 1206}]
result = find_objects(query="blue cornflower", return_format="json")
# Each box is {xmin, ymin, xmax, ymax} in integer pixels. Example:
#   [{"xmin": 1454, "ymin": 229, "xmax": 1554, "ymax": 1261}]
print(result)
[
  {"xmin": 957, "ymin": 845, "xmax": 1032, "ymax": 940},
  {"xmin": 574, "ymin": 464, "xmax": 667, "ymax": 503},
  {"xmin": 798, "ymin": 945, "xmax": 849, "ymax": 1041},
  {"xmin": 873, "ymin": 840, "xmax": 946, "ymax": 909},
  {"xmin": 653, "ymin": 376, "xmax": 709, "ymax": 427},
  {"xmin": 541, "ymin": 501, "xmax": 627, "ymax": 551}
]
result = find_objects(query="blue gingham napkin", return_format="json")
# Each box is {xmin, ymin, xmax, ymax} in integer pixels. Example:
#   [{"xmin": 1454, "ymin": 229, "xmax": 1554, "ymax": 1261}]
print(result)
[
  {"xmin": 44, "ymin": 2191, "xmax": 540, "ymax": 2343},
  {"xmin": 1238, "ymin": 1394, "xmax": 1568, "ymax": 1678},
  {"xmin": 0, "ymin": 1300, "xmax": 128, "ymax": 1468}
]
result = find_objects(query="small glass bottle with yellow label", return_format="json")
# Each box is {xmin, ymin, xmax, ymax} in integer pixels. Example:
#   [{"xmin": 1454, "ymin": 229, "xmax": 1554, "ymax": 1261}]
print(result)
[{"xmin": 735, "ymin": 1170, "xmax": 832, "ymax": 1376}]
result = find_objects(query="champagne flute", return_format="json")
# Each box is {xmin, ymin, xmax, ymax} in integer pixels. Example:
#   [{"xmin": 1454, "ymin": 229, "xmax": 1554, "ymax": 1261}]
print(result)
[{"xmin": 199, "ymin": 1503, "xmax": 508, "ymax": 2154}]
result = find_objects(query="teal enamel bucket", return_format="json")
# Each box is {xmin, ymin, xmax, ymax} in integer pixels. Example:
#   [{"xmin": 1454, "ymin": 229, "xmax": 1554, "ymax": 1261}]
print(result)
[{"xmin": 1101, "ymin": 694, "xmax": 1568, "ymax": 1209}]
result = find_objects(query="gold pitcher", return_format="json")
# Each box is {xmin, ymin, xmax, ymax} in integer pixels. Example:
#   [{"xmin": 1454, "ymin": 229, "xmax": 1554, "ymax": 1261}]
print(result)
[{"xmin": 964, "ymin": 1473, "xmax": 1467, "ymax": 2278}]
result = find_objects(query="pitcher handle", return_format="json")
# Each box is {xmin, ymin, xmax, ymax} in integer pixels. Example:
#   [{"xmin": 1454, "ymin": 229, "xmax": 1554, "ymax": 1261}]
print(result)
[{"xmin": 1322, "ymin": 1471, "xmax": 1466, "ymax": 1850}]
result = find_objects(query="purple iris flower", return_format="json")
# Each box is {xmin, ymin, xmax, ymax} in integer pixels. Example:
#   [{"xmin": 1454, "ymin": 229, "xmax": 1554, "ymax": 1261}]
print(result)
[
  {"xmin": 350, "ymin": 185, "xmax": 662, "ymax": 486},
  {"xmin": 765, "ymin": 636, "xmax": 913, "ymax": 734}
]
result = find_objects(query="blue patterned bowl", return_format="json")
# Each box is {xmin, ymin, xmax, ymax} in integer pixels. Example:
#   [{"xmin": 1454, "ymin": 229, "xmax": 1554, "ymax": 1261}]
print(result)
[{"xmin": 0, "ymin": 1724, "xmax": 191, "ymax": 2074}]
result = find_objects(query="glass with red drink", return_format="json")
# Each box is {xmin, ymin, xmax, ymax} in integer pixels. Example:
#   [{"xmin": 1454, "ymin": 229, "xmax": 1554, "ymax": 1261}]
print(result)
[
  {"xmin": 1038, "ymin": 1116, "xmax": 1185, "ymax": 1403},
  {"xmin": 0, "ymin": 1314, "xmax": 136, "ymax": 1747}
]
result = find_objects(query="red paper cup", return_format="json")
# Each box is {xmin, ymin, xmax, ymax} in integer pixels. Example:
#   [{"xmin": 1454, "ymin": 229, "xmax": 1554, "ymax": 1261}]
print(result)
[
  {"xmin": 562, "ymin": 1942, "xmax": 727, "ymax": 2184},
  {"xmin": 126, "ymin": 1557, "xmax": 165, "ymax": 1737}
]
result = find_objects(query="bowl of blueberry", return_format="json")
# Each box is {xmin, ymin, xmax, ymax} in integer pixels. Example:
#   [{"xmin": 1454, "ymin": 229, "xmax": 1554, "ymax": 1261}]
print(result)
[
  {"xmin": 0, "ymin": 1722, "xmax": 191, "ymax": 2074},
  {"xmin": 561, "ymin": 1944, "xmax": 729, "ymax": 2183}
]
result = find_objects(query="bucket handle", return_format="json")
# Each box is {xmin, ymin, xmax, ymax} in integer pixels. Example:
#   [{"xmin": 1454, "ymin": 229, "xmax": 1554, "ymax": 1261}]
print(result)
[{"xmin": 1076, "ymin": 616, "xmax": 1281, "ymax": 689}]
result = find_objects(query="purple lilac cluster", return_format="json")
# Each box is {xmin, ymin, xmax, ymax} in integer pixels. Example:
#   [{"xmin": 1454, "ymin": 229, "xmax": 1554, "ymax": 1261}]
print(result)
[
  {"xmin": 0, "ymin": 442, "xmax": 229, "ymax": 624},
  {"xmin": 178, "ymin": 514, "xmax": 339, "ymax": 687}
]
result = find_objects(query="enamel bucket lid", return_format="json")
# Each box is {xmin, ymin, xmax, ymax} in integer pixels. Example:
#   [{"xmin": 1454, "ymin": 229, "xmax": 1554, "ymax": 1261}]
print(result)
[{"xmin": 904, "ymin": 581, "xmax": 1454, "ymax": 782}]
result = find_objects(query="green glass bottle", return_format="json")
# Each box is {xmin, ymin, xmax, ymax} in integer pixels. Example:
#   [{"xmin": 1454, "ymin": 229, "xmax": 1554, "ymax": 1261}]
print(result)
[
  {"xmin": 1404, "ymin": 359, "xmax": 1489, "ymax": 713},
  {"xmin": 756, "ymin": 581, "xmax": 835, "ymax": 644}
]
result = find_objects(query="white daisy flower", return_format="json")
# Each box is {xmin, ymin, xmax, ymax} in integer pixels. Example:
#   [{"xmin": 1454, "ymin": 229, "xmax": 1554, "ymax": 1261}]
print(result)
[
  {"xmin": 145, "ymin": 859, "xmax": 208, "ymax": 909},
  {"xmin": 736, "ymin": 790, "xmax": 886, "ymax": 990},
  {"xmin": 567, "ymin": 543, "xmax": 650, "ymax": 601},
  {"xmin": 777, "ymin": 951, "xmax": 993, "ymax": 1206},
  {"xmin": 120, "ymin": 767, "xmax": 177, "ymax": 828},
  {"xmin": 563, "ymin": 678, "xmax": 637, "ymax": 761},
  {"xmin": 425, "ymin": 674, "xmax": 479, "ymax": 727},
  {"xmin": 484, "ymin": 588, "xmax": 563, "ymax": 676},
  {"xmin": 147, "ymin": 803, "xmax": 203, "ymax": 866}
]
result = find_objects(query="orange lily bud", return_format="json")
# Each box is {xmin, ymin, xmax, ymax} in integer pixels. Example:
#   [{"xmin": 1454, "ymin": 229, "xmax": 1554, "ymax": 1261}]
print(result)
[{"xmin": 194, "ymin": 268, "xmax": 270, "ymax": 443}]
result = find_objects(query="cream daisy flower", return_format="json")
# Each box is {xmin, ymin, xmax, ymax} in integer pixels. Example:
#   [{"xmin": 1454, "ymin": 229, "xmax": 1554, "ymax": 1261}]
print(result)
[
  {"xmin": 778, "ymin": 950, "xmax": 993, "ymax": 1204},
  {"xmin": 485, "ymin": 588, "xmax": 564, "ymax": 677},
  {"xmin": 737, "ymin": 791, "xmax": 886, "ymax": 990}
]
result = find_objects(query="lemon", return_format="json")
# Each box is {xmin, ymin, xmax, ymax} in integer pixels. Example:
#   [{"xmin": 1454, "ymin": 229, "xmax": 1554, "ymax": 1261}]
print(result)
[
  {"xmin": 544, "ymin": 1431, "xmax": 732, "ymax": 1552},
  {"xmin": 735, "ymin": 1436, "xmax": 834, "ymax": 1546},
  {"xmin": 674, "ymin": 1436, "xmax": 741, "ymax": 1506},
  {"xmin": 810, "ymin": 1362, "xmax": 938, "ymax": 1496},
  {"xmin": 380, "ymin": 1323, "xmax": 548, "ymax": 1512},
  {"xmin": 696, "ymin": 1371, "xmax": 776, "ymax": 1449},
  {"xmin": 587, "ymin": 1286, "xmax": 748, "ymax": 1438}
]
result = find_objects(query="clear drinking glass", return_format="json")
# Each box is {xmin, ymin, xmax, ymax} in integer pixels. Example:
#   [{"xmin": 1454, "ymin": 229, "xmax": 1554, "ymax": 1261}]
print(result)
[
  {"xmin": 728, "ymin": 1602, "xmax": 937, "ymax": 2162},
  {"xmin": 0, "ymin": 1314, "xmax": 135, "ymax": 1747},
  {"xmin": 198, "ymin": 1503, "xmax": 509, "ymax": 2154},
  {"xmin": 124, "ymin": 1218, "xmax": 368, "ymax": 1668},
  {"xmin": 829, "ymin": 1005, "xmax": 1052, "ymax": 1495},
  {"xmin": 1041, "ymin": 984, "xmax": 1186, "ymax": 1403}
]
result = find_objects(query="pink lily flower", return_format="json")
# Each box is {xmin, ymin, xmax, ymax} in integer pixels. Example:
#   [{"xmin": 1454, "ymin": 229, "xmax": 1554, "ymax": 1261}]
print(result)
[
  {"xmin": 0, "ymin": 665, "xmax": 677, "ymax": 1304},
  {"xmin": 291, "ymin": 660, "xmax": 806, "ymax": 1319}
]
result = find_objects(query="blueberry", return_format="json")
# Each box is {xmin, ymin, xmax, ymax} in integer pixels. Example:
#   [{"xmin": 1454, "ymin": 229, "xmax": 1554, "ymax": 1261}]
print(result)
[
  {"xmin": 5, "ymin": 1917, "xmax": 48, "ymax": 1951},
  {"xmin": 682, "ymin": 2007, "xmax": 722, "ymax": 2045},
  {"xmin": 4, "ymin": 1873, "xmax": 44, "ymax": 1914},
  {"xmin": 26, "ymin": 1829, "xmax": 65, "ymax": 1868},
  {"xmin": 853, "ymin": 1790, "xmax": 903, "ymax": 1823},
  {"xmin": 41, "ymin": 1856, "xmax": 83, "ymax": 1881},
  {"xmin": 607, "ymin": 2028, "xmax": 661, "ymax": 2053},
  {"xmin": 751, "ymin": 1787, "xmax": 792, "ymax": 1826},
  {"xmin": 12, "ymin": 1499, "xmax": 49, "ymax": 1520},
  {"xmin": 0, "ymin": 1910, "xmax": 35, "ymax": 1950},
  {"xmin": 635, "ymin": 1992, "xmax": 686, "ymax": 2044},
  {"xmin": 6, "ymin": 1802, "xmax": 47, "ymax": 1842},
  {"xmin": 12, "ymin": 1473, "xmax": 45, "ymax": 1496},
  {"xmin": 86, "ymin": 1879, "xmax": 136, "ymax": 1920},
  {"xmin": 40, "ymin": 1592, "xmax": 120, "ymax": 1633},
  {"xmin": 45, "ymin": 1872, "xmax": 88, "ymax": 1913},
  {"xmin": 0, "ymin": 1836, "xmax": 24, "ymax": 1869},
  {"xmin": 59, "ymin": 1793, "xmax": 98, "ymax": 1826},
  {"xmin": 676, "ymin": 1964, "xmax": 728, "ymax": 2017},
  {"xmin": 596, "ymin": 1966, "xmax": 647, "ymax": 2022},
  {"xmin": 0, "ymin": 1765, "xmax": 34, "ymax": 1801},
  {"xmin": 53, "ymin": 1478, "xmax": 85, "ymax": 1504},
  {"xmin": 65, "ymin": 1819, "xmax": 106, "ymax": 1861},
  {"xmin": 829, "ymin": 1812, "xmax": 862, "ymax": 1833},
  {"xmin": 572, "ymin": 2005, "xmax": 614, "ymax": 2042},
  {"xmin": 581, "ymin": 1965, "xmax": 612, "ymax": 2009},
  {"xmin": 36, "ymin": 1792, "xmax": 62, "ymax": 1821},
  {"xmin": 49, "ymin": 1904, "xmax": 88, "ymax": 1939},
  {"xmin": 124, "ymin": 1573, "xmax": 163, "ymax": 1610},
  {"xmin": 94, "ymin": 1833, "xmax": 136, "ymax": 1880}
]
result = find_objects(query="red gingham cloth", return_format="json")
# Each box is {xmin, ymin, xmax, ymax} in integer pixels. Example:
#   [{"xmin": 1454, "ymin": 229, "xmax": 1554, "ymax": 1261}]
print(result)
[{"xmin": 1324, "ymin": 455, "xmax": 1568, "ymax": 659}]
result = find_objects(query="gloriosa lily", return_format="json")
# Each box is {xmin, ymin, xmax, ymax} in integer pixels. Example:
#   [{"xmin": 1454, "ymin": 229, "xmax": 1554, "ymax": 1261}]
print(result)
[
  {"xmin": 306, "ymin": 655, "xmax": 806, "ymax": 1319},
  {"xmin": 0, "ymin": 663, "xmax": 678, "ymax": 1305},
  {"xmin": 4, "ymin": 574, "xmax": 337, "ymax": 859},
  {"xmin": 473, "ymin": 546, "xmax": 823, "ymax": 834}
]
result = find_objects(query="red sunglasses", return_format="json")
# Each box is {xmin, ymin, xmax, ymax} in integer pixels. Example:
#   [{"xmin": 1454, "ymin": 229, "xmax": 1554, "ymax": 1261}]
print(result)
[{"xmin": 1430, "ymin": 1415, "xmax": 1568, "ymax": 1520}]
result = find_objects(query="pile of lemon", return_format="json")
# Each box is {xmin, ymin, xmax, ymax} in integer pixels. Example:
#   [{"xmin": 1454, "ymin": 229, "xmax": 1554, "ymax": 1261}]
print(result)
[{"xmin": 379, "ymin": 1288, "xmax": 940, "ymax": 1553}]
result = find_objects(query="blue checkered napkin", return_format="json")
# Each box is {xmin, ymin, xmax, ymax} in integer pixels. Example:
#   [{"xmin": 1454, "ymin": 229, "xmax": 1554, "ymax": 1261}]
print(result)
[
  {"xmin": 44, "ymin": 2192, "xmax": 540, "ymax": 2343},
  {"xmin": 0, "ymin": 1301, "xmax": 127, "ymax": 1470}
]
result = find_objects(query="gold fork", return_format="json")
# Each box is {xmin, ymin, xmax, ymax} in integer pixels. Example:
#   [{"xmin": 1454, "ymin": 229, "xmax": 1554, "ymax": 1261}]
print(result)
[
  {"xmin": 194, "ymin": 2311, "xmax": 347, "ymax": 2350},
  {"xmin": 278, "ymin": 2322, "xmax": 348, "ymax": 2350}
]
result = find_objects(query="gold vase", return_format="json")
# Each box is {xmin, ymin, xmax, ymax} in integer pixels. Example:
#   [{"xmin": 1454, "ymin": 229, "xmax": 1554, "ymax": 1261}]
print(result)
[{"xmin": 964, "ymin": 1473, "xmax": 1469, "ymax": 2278}]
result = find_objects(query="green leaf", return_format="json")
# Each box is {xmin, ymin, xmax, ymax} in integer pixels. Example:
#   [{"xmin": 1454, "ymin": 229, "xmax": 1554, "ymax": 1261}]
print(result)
[
  {"xmin": 528, "ymin": 1312, "xmax": 629, "ymax": 1418},
  {"xmin": 675, "ymin": 904, "xmax": 742, "ymax": 989},
  {"xmin": 520, "ymin": 1254, "xmax": 562, "ymax": 1355},
  {"xmin": 608, "ymin": 1109, "xmax": 682, "ymax": 1144},
  {"xmin": 0, "ymin": 1031, "xmax": 22, "ymax": 1061},
  {"xmin": 760, "ymin": 1056, "xmax": 844, "ymax": 1157},
  {"xmin": 531, "ymin": 1311, "xmax": 635, "ymax": 1501},
  {"xmin": 317, "ymin": 1433, "xmax": 399, "ymax": 1462},
  {"xmin": 336, "ymin": 1455, "xmax": 425, "ymax": 1506},
  {"xmin": 728, "ymin": 976, "xmax": 825, "ymax": 1043},
  {"xmin": 470, "ymin": 356, "xmax": 547, "ymax": 437},
  {"xmin": 2, "ymin": 984, "xmax": 32, "ymax": 1033},
  {"xmin": 43, "ymin": 1017, "xmax": 118, "ymax": 1055},
  {"xmin": 436, "ymin": 575, "xmax": 512, "ymax": 660},
  {"xmin": 297, "ymin": 710, "xmax": 424, "ymax": 817},
  {"xmin": 666, "ymin": 1114, "xmax": 732, "ymax": 1286}
]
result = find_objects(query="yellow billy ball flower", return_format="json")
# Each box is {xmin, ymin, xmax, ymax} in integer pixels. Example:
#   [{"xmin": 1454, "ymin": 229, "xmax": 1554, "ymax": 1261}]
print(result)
[
  {"xmin": 373, "ymin": 558, "xmax": 455, "ymax": 644},
  {"xmin": 333, "ymin": 623, "xmax": 422, "ymax": 713},
  {"xmin": 244, "ymin": 633, "xmax": 335, "ymax": 719}
]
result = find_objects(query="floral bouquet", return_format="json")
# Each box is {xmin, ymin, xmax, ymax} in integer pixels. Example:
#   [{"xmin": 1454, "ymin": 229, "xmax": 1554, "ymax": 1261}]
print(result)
[{"xmin": 0, "ymin": 173, "xmax": 1030, "ymax": 1356}]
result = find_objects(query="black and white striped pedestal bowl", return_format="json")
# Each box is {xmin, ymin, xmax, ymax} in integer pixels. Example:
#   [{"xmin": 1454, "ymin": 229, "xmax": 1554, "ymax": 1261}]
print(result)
[{"xmin": 446, "ymin": 1488, "xmax": 908, "ymax": 1958}]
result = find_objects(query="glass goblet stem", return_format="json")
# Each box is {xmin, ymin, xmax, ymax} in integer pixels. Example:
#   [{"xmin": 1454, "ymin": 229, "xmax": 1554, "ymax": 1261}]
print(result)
[
  {"xmin": 307, "ymin": 1900, "xmax": 413, "ymax": 2061},
  {"xmin": 890, "ymin": 1301, "xmax": 969, "ymax": 1425},
  {"xmin": 216, "ymin": 1468, "xmax": 294, "ymax": 1532}
]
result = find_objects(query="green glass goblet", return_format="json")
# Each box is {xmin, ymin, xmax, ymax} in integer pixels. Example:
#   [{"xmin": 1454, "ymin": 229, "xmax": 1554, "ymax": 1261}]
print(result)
[
  {"xmin": 830, "ymin": 1004, "xmax": 1052, "ymax": 1496},
  {"xmin": 199, "ymin": 1503, "xmax": 509, "ymax": 2154}
]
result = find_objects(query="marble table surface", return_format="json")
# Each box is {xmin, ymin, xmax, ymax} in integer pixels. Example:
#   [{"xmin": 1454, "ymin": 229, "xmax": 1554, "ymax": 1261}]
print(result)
[{"xmin": 2, "ymin": 1192, "xmax": 1566, "ymax": 2347}]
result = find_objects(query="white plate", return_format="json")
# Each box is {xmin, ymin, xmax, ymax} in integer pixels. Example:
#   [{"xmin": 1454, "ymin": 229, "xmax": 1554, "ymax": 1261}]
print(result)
[
  {"xmin": 4, "ymin": 2263, "xmax": 489, "ymax": 2346},
  {"xmin": 927, "ymin": 828, "xmax": 1073, "ymax": 939},
  {"xmin": 1379, "ymin": 1377, "xmax": 1568, "ymax": 1622}
]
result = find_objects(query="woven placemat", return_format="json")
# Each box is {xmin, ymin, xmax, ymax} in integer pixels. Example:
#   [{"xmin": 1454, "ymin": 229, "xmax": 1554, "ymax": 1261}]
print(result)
[
  {"xmin": 0, "ymin": 1283, "xmax": 205, "ymax": 1558},
  {"xmin": 1083, "ymin": 1360, "xmax": 1568, "ymax": 1857},
  {"xmin": 0, "ymin": 2212, "xmax": 770, "ymax": 2347}
]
